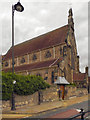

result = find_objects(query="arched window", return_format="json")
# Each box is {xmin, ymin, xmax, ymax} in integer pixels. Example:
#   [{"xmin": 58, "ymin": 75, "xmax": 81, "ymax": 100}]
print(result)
[
  {"xmin": 71, "ymin": 48, "xmax": 75, "ymax": 69},
  {"xmin": 5, "ymin": 61, "xmax": 8, "ymax": 67},
  {"xmin": 32, "ymin": 54, "xmax": 37, "ymax": 61},
  {"xmin": 36, "ymin": 73, "xmax": 41, "ymax": 76},
  {"xmin": 21, "ymin": 57, "xmax": 25, "ymax": 63},
  {"xmin": 60, "ymin": 47, "xmax": 62, "ymax": 55},
  {"xmin": 51, "ymin": 71, "xmax": 54, "ymax": 84},
  {"xmin": 63, "ymin": 46, "xmax": 67, "ymax": 56},
  {"xmin": 45, "ymin": 50, "xmax": 51, "ymax": 58}
]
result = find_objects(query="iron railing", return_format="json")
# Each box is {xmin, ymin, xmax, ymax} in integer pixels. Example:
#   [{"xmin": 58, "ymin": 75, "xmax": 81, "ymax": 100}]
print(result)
[{"xmin": 67, "ymin": 109, "xmax": 90, "ymax": 120}]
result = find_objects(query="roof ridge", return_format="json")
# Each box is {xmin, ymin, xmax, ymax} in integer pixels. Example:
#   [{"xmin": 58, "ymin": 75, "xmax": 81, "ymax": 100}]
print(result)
[
  {"xmin": 4, "ymin": 24, "xmax": 69, "ymax": 60},
  {"xmin": 15, "ymin": 24, "xmax": 68, "ymax": 47}
]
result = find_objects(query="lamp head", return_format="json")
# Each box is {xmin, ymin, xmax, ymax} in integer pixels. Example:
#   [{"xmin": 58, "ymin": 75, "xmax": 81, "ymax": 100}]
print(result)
[
  {"xmin": 14, "ymin": 2, "xmax": 24, "ymax": 12},
  {"xmin": 13, "ymin": 80, "xmax": 16, "ymax": 84}
]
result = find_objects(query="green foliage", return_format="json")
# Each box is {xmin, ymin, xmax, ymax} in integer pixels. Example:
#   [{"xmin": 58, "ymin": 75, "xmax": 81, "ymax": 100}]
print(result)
[
  {"xmin": 2, "ymin": 72, "xmax": 50, "ymax": 100},
  {"xmin": 2, "ymin": 72, "xmax": 13, "ymax": 100}
]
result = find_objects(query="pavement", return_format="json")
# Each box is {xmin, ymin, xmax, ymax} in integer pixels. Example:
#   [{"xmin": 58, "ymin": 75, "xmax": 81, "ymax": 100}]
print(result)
[{"xmin": 2, "ymin": 94, "xmax": 89, "ymax": 119}]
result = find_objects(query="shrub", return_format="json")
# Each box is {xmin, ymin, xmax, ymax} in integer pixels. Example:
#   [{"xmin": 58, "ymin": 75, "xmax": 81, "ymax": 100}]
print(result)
[
  {"xmin": 2, "ymin": 72, "xmax": 13, "ymax": 100},
  {"xmin": 2, "ymin": 72, "xmax": 50, "ymax": 100}
]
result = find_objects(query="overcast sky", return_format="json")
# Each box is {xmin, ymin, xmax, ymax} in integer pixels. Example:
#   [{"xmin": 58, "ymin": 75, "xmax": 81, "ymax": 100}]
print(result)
[{"xmin": 0, "ymin": 0, "xmax": 89, "ymax": 73}]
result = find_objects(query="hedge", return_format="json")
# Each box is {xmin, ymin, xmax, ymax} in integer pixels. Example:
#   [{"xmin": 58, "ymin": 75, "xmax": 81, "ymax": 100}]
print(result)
[{"xmin": 2, "ymin": 72, "xmax": 50, "ymax": 100}]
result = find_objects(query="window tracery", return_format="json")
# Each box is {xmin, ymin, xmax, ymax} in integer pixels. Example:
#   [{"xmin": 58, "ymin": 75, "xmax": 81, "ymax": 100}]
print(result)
[
  {"xmin": 32, "ymin": 54, "xmax": 37, "ymax": 61},
  {"xmin": 45, "ymin": 50, "xmax": 51, "ymax": 58},
  {"xmin": 5, "ymin": 61, "xmax": 8, "ymax": 67},
  {"xmin": 36, "ymin": 73, "xmax": 41, "ymax": 76},
  {"xmin": 60, "ymin": 47, "xmax": 62, "ymax": 55},
  {"xmin": 21, "ymin": 57, "xmax": 25, "ymax": 63}
]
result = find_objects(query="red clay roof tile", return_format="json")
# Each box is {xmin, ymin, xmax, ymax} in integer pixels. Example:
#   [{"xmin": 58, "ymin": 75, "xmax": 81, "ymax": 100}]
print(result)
[
  {"xmin": 73, "ymin": 72, "xmax": 86, "ymax": 81},
  {"xmin": 4, "ymin": 25, "xmax": 68, "ymax": 60}
]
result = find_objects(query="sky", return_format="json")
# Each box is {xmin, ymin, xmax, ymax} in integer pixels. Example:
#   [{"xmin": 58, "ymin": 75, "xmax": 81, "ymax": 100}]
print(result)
[{"xmin": 0, "ymin": 0, "xmax": 89, "ymax": 73}]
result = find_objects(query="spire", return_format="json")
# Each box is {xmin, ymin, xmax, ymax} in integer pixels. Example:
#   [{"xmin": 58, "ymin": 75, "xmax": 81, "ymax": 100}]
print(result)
[
  {"xmin": 69, "ymin": 8, "xmax": 73, "ymax": 16},
  {"xmin": 68, "ymin": 8, "xmax": 74, "ymax": 30}
]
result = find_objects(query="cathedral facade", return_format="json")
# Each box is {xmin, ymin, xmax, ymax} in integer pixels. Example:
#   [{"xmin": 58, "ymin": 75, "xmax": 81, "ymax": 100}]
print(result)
[{"xmin": 2, "ymin": 9, "xmax": 88, "ymax": 87}]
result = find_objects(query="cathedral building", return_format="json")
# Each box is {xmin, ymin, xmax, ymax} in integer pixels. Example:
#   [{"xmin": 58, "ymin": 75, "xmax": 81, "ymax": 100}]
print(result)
[{"xmin": 2, "ymin": 8, "xmax": 88, "ymax": 87}]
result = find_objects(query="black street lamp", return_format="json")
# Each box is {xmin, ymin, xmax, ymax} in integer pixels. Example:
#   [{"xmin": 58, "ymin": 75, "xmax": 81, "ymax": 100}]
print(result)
[
  {"xmin": 11, "ymin": 80, "xmax": 16, "ymax": 110},
  {"xmin": 11, "ymin": 1, "xmax": 24, "ymax": 111}
]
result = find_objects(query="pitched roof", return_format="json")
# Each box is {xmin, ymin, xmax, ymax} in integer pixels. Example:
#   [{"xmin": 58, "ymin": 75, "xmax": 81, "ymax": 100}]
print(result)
[
  {"xmin": 3, "ymin": 58, "xmax": 63, "ymax": 72},
  {"xmin": 73, "ymin": 73, "xmax": 86, "ymax": 81},
  {"xmin": 4, "ymin": 25, "xmax": 68, "ymax": 60},
  {"xmin": 54, "ymin": 77, "xmax": 70, "ymax": 84}
]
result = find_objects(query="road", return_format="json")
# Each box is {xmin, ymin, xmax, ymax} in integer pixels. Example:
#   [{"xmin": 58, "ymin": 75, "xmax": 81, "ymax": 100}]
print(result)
[{"xmin": 19, "ymin": 100, "xmax": 89, "ymax": 120}]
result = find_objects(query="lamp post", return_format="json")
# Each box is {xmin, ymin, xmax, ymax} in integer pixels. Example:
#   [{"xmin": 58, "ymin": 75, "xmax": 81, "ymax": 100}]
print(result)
[
  {"xmin": 11, "ymin": 1, "xmax": 24, "ymax": 111},
  {"xmin": 11, "ymin": 80, "xmax": 16, "ymax": 110}
]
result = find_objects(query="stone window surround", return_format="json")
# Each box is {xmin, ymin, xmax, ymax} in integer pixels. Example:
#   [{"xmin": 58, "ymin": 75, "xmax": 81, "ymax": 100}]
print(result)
[
  {"xmin": 32, "ymin": 54, "xmax": 37, "ymax": 61},
  {"xmin": 45, "ymin": 50, "xmax": 52, "ymax": 58},
  {"xmin": 20, "ymin": 57, "xmax": 25, "ymax": 64},
  {"xmin": 5, "ymin": 61, "xmax": 8, "ymax": 67},
  {"xmin": 36, "ymin": 73, "xmax": 41, "ymax": 76}
]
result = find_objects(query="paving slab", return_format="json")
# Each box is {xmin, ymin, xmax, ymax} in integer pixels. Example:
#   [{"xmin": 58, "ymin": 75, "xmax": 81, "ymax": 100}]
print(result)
[{"xmin": 2, "ymin": 94, "xmax": 89, "ymax": 119}]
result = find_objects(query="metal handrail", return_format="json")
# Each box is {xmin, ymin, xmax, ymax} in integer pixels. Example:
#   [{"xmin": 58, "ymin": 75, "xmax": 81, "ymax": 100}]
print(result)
[{"xmin": 67, "ymin": 109, "xmax": 90, "ymax": 120}]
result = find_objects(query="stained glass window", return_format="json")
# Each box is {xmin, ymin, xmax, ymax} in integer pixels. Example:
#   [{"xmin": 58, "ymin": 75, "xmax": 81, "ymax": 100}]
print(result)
[
  {"xmin": 5, "ymin": 62, "xmax": 8, "ymax": 67},
  {"xmin": 60, "ymin": 48, "xmax": 62, "ymax": 55},
  {"xmin": 21, "ymin": 58, "xmax": 25, "ymax": 63},
  {"xmin": 45, "ymin": 51, "xmax": 51, "ymax": 58},
  {"xmin": 32, "ymin": 54, "xmax": 37, "ymax": 61}
]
